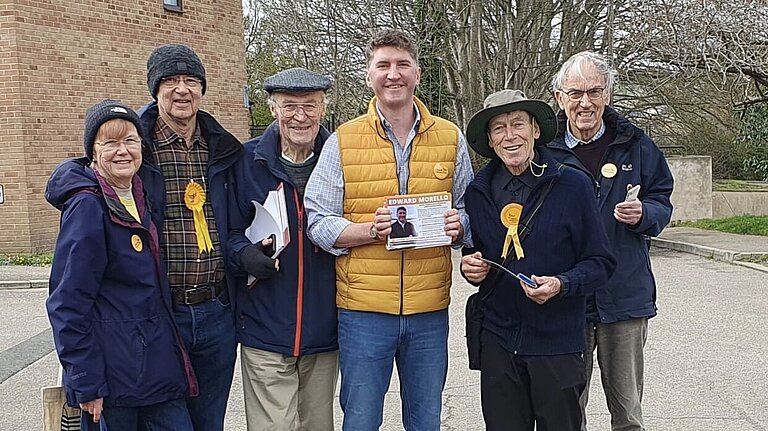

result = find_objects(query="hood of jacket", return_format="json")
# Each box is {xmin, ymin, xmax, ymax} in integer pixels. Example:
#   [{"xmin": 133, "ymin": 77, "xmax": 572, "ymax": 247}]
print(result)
[{"xmin": 45, "ymin": 158, "xmax": 99, "ymax": 210}]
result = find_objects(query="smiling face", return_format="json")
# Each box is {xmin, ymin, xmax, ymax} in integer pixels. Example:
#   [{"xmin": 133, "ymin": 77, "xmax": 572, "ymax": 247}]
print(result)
[
  {"xmin": 92, "ymin": 119, "xmax": 142, "ymax": 189},
  {"xmin": 366, "ymin": 46, "xmax": 421, "ymax": 111},
  {"xmin": 555, "ymin": 62, "xmax": 609, "ymax": 141},
  {"xmin": 397, "ymin": 208, "xmax": 407, "ymax": 223},
  {"xmin": 156, "ymin": 74, "xmax": 203, "ymax": 126},
  {"xmin": 488, "ymin": 110, "xmax": 539, "ymax": 175},
  {"xmin": 270, "ymin": 90, "xmax": 326, "ymax": 152}
]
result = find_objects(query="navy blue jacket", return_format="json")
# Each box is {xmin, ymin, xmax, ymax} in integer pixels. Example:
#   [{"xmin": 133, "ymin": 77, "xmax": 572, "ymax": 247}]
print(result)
[
  {"xmin": 229, "ymin": 122, "xmax": 338, "ymax": 356},
  {"xmin": 465, "ymin": 152, "xmax": 616, "ymax": 355},
  {"xmin": 45, "ymin": 159, "xmax": 195, "ymax": 408},
  {"xmin": 137, "ymin": 102, "xmax": 246, "ymax": 303},
  {"xmin": 545, "ymin": 106, "xmax": 674, "ymax": 323}
]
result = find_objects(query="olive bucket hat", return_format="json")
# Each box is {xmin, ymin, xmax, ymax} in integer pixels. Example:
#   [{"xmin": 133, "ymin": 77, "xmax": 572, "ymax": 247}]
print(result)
[{"xmin": 465, "ymin": 89, "xmax": 557, "ymax": 159}]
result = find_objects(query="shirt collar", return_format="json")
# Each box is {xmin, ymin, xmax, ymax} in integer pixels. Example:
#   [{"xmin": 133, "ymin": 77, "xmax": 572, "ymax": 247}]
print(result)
[
  {"xmin": 565, "ymin": 120, "xmax": 605, "ymax": 149},
  {"xmin": 155, "ymin": 116, "xmax": 204, "ymax": 149},
  {"xmin": 375, "ymin": 102, "xmax": 421, "ymax": 135}
]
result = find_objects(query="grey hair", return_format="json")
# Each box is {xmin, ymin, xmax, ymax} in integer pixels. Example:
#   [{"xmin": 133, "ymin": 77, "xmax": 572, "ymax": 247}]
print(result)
[{"xmin": 551, "ymin": 51, "xmax": 616, "ymax": 94}]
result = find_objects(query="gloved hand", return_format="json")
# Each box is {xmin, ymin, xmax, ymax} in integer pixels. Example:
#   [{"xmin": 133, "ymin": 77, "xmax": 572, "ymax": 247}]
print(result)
[{"xmin": 239, "ymin": 242, "xmax": 279, "ymax": 280}]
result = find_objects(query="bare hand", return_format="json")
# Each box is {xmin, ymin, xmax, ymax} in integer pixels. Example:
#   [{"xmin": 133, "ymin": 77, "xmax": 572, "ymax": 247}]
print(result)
[
  {"xmin": 80, "ymin": 397, "xmax": 103, "ymax": 423},
  {"xmin": 444, "ymin": 208, "xmax": 463, "ymax": 242},
  {"xmin": 461, "ymin": 252, "xmax": 490, "ymax": 283},
  {"xmin": 521, "ymin": 275, "xmax": 561, "ymax": 305},
  {"xmin": 614, "ymin": 183, "xmax": 643, "ymax": 225},
  {"xmin": 373, "ymin": 207, "xmax": 393, "ymax": 240}
]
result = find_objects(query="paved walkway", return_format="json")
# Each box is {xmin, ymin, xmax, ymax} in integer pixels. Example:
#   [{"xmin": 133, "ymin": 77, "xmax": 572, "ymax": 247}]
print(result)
[
  {"xmin": 1, "ymin": 227, "xmax": 767, "ymax": 430},
  {"xmin": 653, "ymin": 226, "xmax": 768, "ymax": 272}
]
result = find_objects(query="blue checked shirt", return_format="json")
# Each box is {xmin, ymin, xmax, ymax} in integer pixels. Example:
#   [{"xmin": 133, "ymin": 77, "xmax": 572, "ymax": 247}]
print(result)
[
  {"xmin": 305, "ymin": 103, "xmax": 474, "ymax": 256},
  {"xmin": 565, "ymin": 120, "xmax": 606, "ymax": 149}
]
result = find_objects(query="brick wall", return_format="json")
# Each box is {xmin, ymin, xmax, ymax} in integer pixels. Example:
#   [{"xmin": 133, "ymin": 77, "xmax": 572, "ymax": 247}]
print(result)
[{"xmin": 0, "ymin": 0, "xmax": 249, "ymax": 253}]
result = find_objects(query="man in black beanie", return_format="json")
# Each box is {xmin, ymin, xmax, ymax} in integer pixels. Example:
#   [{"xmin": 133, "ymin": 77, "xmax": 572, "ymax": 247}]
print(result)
[{"xmin": 136, "ymin": 43, "xmax": 245, "ymax": 431}]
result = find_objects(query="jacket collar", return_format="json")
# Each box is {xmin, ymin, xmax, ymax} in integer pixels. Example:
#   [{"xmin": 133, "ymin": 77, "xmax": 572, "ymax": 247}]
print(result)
[
  {"xmin": 138, "ymin": 101, "xmax": 242, "ymax": 166},
  {"xmin": 253, "ymin": 121, "xmax": 330, "ymax": 164},
  {"xmin": 553, "ymin": 105, "xmax": 635, "ymax": 149},
  {"xmin": 472, "ymin": 149, "xmax": 561, "ymax": 195}
]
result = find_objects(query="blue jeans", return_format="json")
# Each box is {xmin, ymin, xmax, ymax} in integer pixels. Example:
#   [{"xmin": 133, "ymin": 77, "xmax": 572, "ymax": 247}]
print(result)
[
  {"xmin": 338, "ymin": 309, "xmax": 449, "ymax": 431},
  {"xmin": 80, "ymin": 398, "xmax": 192, "ymax": 430},
  {"xmin": 174, "ymin": 294, "xmax": 237, "ymax": 431}
]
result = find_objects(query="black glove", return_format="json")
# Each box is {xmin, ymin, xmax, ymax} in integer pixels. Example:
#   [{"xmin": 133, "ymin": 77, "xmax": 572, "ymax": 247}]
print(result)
[{"xmin": 239, "ymin": 243, "xmax": 278, "ymax": 280}]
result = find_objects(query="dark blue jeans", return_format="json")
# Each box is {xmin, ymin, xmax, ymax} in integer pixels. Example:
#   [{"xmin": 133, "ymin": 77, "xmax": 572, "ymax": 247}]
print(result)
[
  {"xmin": 338, "ymin": 309, "xmax": 449, "ymax": 431},
  {"xmin": 173, "ymin": 294, "xmax": 237, "ymax": 431},
  {"xmin": 80, "ymin": 398, "xmax": 192, "ymax": 430}
]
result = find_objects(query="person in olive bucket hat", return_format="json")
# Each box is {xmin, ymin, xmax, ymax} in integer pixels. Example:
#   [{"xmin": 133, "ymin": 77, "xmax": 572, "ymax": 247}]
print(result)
[{"xmin": 460, "ymin": 89, "xmax": 616, "ymax": 431}]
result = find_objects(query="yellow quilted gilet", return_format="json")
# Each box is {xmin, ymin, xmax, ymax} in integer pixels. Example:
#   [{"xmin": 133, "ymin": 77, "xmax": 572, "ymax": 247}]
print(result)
[{"xmin": 336, "ymin": 97, "xmax": 458, "ymax": 315}]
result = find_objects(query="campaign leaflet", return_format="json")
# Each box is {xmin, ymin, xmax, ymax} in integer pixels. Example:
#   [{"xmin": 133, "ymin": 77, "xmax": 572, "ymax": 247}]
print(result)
[{"xmin": 385, "ymin": 192, "xmax": 452, "ymax": 251}]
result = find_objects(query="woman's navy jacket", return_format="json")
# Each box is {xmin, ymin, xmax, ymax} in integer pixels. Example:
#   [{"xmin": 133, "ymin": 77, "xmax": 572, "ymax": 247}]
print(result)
[{"xmin": 45, "ymin": 159, "xmax": 195, "ymax": 408}]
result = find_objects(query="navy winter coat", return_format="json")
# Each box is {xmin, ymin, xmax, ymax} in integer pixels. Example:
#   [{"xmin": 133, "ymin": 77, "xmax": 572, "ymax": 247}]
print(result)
[
  {"xmin": 465, "ymin": 152, "xmax": 616, "ymax": 355},
  {"xmin": 45, "ymin": 159, "xmax": 195, "ymax": 408},
  {"xmin": 229, "ymin": 122, "xmax": 338, "ymax": 356},
  {"xmin": 136, "ymin": 102, "xmax": 247, "ymax": 303},
  {"xmin": 545, "ymin": 106, "xmax": 674, "ymax": 323}
]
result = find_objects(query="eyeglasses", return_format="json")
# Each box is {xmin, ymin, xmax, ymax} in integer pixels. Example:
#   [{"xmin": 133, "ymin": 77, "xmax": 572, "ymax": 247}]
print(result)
[
  {"xmin": 276, "ymin": 103, "xmax": 322, "ymax": 117},
  {"xmin": 561, "ymin": 87, "xmax": 605, "ymax": 101},
  {"xmin": 95, "ymin": 137, "xmax": 142, "ymax": 152},
  {"xmin": 159, "ymin": 76, "xmax": 202, "ymax": 89}
]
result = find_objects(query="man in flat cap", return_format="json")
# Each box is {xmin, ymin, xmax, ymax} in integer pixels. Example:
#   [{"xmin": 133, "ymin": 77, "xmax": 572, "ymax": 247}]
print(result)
[
  {"xmin": 228, "ymin": 67, "xmax": 338, "ymax": 431},
  {"xmin": 137, "ymin": 43, "xmax": 246, "ymax": 430}
]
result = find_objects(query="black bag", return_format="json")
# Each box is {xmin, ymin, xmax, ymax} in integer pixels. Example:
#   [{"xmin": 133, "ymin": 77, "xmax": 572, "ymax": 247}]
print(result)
[
  {"xmin": 464, "ymin": 165, "xmax": 562, "ymax": 371},
  {"xmin": 465, "ymin": 291, "xmax": 484, "ymax": 370}
]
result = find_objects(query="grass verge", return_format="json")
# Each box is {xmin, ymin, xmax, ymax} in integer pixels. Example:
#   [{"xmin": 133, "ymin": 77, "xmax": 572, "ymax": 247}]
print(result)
[{"xmin": 680, "ymin": 215, "xmax": 768, "ymax": 236}]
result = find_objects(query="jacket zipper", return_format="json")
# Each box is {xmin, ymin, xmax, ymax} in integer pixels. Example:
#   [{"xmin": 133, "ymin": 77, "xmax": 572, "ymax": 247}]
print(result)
[{"xmin": 292, "ymin": 189, "xmax": 305, "ymax": 357}]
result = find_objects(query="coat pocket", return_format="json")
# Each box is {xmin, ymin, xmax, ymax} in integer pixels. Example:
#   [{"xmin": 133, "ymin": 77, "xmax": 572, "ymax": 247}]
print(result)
[{"xmin": 94, "ymin": 316, "xmax": 159, "ymax": 392}]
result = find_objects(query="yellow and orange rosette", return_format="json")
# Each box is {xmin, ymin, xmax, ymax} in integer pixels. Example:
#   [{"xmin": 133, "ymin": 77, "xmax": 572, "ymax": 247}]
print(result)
[{"xmin": 184, "ymin": 180, "xmax": 214, "ymax": 253}]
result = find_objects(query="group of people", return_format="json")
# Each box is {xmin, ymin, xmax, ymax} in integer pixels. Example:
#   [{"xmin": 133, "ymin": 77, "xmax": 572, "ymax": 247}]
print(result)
[{"xmin": 45, "ymin": 28, "xmax": 673, "ymax": 431}]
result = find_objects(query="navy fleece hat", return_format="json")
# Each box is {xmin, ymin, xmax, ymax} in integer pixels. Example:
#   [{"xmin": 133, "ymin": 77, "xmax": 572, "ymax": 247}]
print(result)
[
  {"xmin": 83, "ymin": 99, "xmax": 142, "ymax": 160},
  {"xmin": 146, "ymin": 43, "xmax": 207, "ymax": 98}
]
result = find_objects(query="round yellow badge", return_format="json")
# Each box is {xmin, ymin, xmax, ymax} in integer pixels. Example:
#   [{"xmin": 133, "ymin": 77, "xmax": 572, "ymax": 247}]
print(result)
[
  {"xmin": 433, "ymin": 163, "xmax": 449, "ymax": 180},
  {"xmin": 500, "ymin": 203, "xmax": 523, "ymax": 227},
  {"xmin": 131, "ymin": 234, "xmax": 143, "ymax": 252},
  {"xmin": 601, "ymin": 163, "xmax": 618, "ymax": 178}
]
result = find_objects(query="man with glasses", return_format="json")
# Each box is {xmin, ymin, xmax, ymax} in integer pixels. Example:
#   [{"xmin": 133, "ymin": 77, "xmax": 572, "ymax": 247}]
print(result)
[
  {"xmin": 137, "ymin": 43, "xmax": 245, "ymax": 430},
  {"xmin": 547, "ymin": 51, "xmax": 674, "ymax": 431},
  {"xmin": 228, "ymin": 68, "xmax": 338, "ymax": 431}
]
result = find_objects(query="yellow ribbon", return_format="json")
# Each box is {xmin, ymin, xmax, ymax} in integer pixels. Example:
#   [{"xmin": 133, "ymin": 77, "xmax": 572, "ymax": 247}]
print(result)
[
  {"xmin": 184, "ymin": 180, "xmax": 214, "ymax": 253},
  {"xmin": 500, "ymin": 203, "xmax": 525, "ymax": 260}
]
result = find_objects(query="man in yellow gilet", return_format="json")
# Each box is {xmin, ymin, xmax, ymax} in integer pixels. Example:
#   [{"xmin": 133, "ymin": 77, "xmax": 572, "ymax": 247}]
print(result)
[{"xmin": 305, "ymin": 29, "xmax": 473, "ymax": 430}]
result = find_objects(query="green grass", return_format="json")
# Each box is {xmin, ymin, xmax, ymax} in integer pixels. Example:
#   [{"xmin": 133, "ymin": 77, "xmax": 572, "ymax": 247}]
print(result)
[
  {"xmin": 713, "ymin": 179, "xmax": 768, "ymax": 192},
  {"xmin": 0, "ymin": 252, "xmax": 53, "ymax": 266},
  {"xmin": 680, "ymin": 215, "xmax": 768, "ymax": 236}
]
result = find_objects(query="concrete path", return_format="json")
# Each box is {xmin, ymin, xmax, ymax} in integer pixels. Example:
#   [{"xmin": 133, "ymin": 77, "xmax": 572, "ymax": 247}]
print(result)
[{"xmin": 1, "ymin": 227, "xmax": 767, "ymax": 429}]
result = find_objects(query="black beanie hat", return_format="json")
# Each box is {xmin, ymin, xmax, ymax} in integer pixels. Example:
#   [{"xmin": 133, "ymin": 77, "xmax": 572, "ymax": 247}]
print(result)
[
  {"xmin": 146, "ymin": 43, "xmax": 207, "ymax": 99},
  {"xmin": 83, "ymin": 99, "xmax": 143, "ymax": 160}
]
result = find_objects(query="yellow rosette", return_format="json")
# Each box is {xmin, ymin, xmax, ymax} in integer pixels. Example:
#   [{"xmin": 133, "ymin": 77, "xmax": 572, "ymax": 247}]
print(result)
[
  {"xmin": 184, "ymin": 180, "xmax": 214, "ymax": 253},
  {"xmin": 500, "ymin": 203, "xmax": 525, "ymax": 260}
]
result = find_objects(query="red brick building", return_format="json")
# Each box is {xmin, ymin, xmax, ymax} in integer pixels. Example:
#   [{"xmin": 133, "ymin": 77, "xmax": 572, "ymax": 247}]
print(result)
[{"xmin": 0, "ymin": 0, "xmax": 249, "ymax": 252}]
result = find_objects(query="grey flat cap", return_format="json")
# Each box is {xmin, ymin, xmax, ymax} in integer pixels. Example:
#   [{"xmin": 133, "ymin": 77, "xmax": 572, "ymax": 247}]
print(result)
[{"xmin": 264, "ymin": 68, "xmax": 332, "ymax": 93}]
